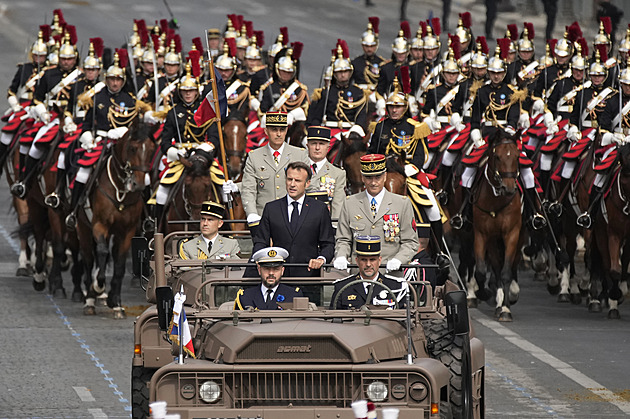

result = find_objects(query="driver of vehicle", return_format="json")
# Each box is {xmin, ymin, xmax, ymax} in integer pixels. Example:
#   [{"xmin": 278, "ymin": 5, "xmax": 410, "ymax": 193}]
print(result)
[
  {"xmin": 235, "ymin": 247, "xmax": 303, "ymax": 310},
  {"xmin": 329, "ymin": 236, "xmax": 408, "ymax": 309}
]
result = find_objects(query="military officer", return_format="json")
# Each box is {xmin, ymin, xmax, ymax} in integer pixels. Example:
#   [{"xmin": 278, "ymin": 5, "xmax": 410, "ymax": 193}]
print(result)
[
  {"xmin": 236, "ymin": 111, "xmax": 309, "ymax": 229},
  {"xmin": 350, "ymin": 17, "xmax": 385, "ymax": 90},
  {"xmin": 215, "ymin": 39, "xmax": 250, "ymax": 124},
  {"xmin": 206, "ymin": 28, "xmax": 221, "ymax": 59},
  {"xmin": 376, "ymin": 24, "xmax": 412, "ymax": 111},
  {"xmin": 330, "ymin": 235, "xmax": 408, "ymax": 309},
  {"xmin": 305, "ymin": 126, "xmax": 346, "ymax": 221},
  {"xmin": 179, "ymin": 201, "xmax": 241, "ymax": 260},
  {"xmin": 234, "ymin": 246, "xmax": 303, "ymax": 310},
  {"xmin": 333, "ymin": 154, "xmax": 418, "ymax": 274},
  {"xmin": 531, "ymin": 33, "xmax": 573, "ymax": 103}
]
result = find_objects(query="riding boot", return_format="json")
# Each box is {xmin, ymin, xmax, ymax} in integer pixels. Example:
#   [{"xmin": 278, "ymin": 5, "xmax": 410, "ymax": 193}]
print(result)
[
  {"xmin": 539, "ymin": 170, "xmax": 551, "ymax": 199},
  {"xmin": 65, "ymin": 181, "xmax": 86, "ymax": 230},
  {"xmin": 44, "ymin": 169, "xmax": 66, "ymax": 208},
  {"xmin": 549, "ymin": 176, "xmax": 569, "ymax": 216},
  {"xmin": 11, "ymin": 155, "xmax": 38, "ymax": 198},
  {"xmin": 436, "ymin": 165, "xmax": 453, "ymax": 205},
  {"xmin": 450, "ymin": 187, "xmax": 471, "ymax": 230},
  {"xmin": 523, "ymin": 188, "xmax": 547, "ymax": 230},
  {"xmin": 0, "ymin": 143, "xmax": 8, "ymax": 175},
  {"xmin": 153, "ymin": 203, "xmax": 165, "ymax": 232},
  {"xmin": 577, "ymin": 186, "xmax": 603, "ymax": 229}
]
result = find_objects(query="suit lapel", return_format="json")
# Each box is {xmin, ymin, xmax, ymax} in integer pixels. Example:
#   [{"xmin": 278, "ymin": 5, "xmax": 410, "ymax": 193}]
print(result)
[
  {"xmin": 375, "ymin": 190, "xmax": 392, "ymax": 220},
  {"xmin": 293, "ymin": 197, "xmax": 310, "ymax": 236},
  {"xmin": 262, "ymin": 148, "xmax": 276, "ymax": 169},
  {"xmin": 196, "ymin": 237, "xmax": 210, "ymax": 259},
  {"xmin": 357, "ymin": 194, "xmax": 373, "ymax": 220},
  {"xmin": 280, "ymin": 198, "xmax": 291, "ymax": 234}
]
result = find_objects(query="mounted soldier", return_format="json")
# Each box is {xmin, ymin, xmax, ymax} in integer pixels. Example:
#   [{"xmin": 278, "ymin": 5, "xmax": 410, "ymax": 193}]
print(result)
[
  {"xmin": 351, "ymin": 17, "xmax": 385, "ymax": 92},
  {"xmin": 376, "ymin": 22, "xmax": 412, "ymax": 116},
  {"xmin": 215, "ymin": 38, "xmax": 250, "ymax": 124}
]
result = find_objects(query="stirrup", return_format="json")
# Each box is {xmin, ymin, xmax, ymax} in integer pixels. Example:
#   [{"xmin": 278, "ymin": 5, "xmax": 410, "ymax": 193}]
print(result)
[
  {"xmin": 44, "ymin": 192, "xmax": 60, "ymax": 209},
  {"xmin": 531, "ymin": 213, "xmax": 547, "ymax": 230},
  {"xmin": 548, "ymin": 201, "xmax": 562, "ymax": 217},
  {"xmin": 65, "ymin": 213, "xmax": 77, "ymax": 230},
  {"xmin": 10, "ymin": 181, "xmax": 26, "ymax": 198},
  {"xmin": 436, "ymin": 189, "xmax": 448, "ymax": 205},
  {"xmin": 142, "ymin": 217, "xmax": 156, "ymax": 233},
  {"xmin": 576, "ymin": 212, "xmax": 592, "ymax": 229},
  {"xmin": 450, "ymin": 214, "xmax": 464, "ymax": 230}
]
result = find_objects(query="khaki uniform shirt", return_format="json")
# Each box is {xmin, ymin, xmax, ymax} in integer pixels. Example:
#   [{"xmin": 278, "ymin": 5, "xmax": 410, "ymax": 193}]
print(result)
[
  {"xmin": 307, "ymin": 160, "xmax": 347, "ymax": 221},
  {"xmin": 179, "ymin": 234, "xmax": 241, "ymax": 260}
]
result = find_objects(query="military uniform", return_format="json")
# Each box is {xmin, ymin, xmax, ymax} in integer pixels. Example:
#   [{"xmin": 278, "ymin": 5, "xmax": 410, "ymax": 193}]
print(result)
[
  {"xmin": 351, "ymin": 53, "xmax": 385, "ymax": 89},
  {"xmin": 82, "ymin": 87, "xmax": 138, "ymax": 135},
  {"xmin": 367, "ymin": 117, "xmax": 430, "ymax": 169},
  {"xmin": 453, "ymin": 76, "xmax": 486, "ymax": 122},
  {"xmin": 8, "ymin": 61, "xmax": 42, "ymax": 103},
  {"xmin": 222, "ymin": 76, "xmax": 251, "ymax": 123},
  {"xmin": 179, "ymin": 234, "xmax": 240, "ymax": 260},
  {"xmin": 532, "ymin": 62, "xmax": 571, "ymax": 100},
  {"xmin": 329, "ymin": 272, "xmax": 407, "ymax": 309},
  {"xmin": 423, "ymin": 80, "xmax": 462, "ymax": 125},
  {"xmin": 161, "ymin": 97, "xmax": 219, "ymax": 155},
  {"xmin": 145, "ymin": 73, "xmax": 180, "ymax": 111},
  {"xmin": 376, "ymin": 59, "xmax": 410, "ymax": 98},
  {"xmin": 471, "ymin": 81, "xmax": 523, "ymax": 137},
  {"xmin": 307, "ymin": 83, "xmax": 368, "ymax": 130},
  {"xmin": 259, "ymin": 79, "xmax": 309, "ymax": 115},
  {"xmin": 547, "ymin": 76, "xmax": 583, "ymax": 119},
  {"xmin": 307, "ymin": 160, "xmax": 347, "ymax": 221}
]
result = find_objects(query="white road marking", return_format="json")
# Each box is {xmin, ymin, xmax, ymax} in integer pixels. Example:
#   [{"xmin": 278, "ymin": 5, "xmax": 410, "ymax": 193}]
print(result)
[
  {"xmin": 88, "ymin": 408, "xmax": 108, "ymax": 418},
  {"xmin": 73, "ymin": 386, "xmax": 96, "ymax": 402},
  {"xmin": 94, "ymin": 3, "xmax": 115, "ymax": 11},
  {"xmin": 476, "ymin": 316, "xmax": 630, "ymax": 415}
]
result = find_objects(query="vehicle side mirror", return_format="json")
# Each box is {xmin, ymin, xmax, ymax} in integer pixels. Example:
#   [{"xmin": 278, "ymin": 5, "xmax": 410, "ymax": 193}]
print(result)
[
  {"xmin": 131, "ymin": 236, "xmax": 151, "ymax": 277},
  {"xmin": 445, "ymin": 290, "xmax": 470, "ymax": 335},
  {"xmin": 156, "ymin": 286, "xmax": 174, "ymax": 331}
]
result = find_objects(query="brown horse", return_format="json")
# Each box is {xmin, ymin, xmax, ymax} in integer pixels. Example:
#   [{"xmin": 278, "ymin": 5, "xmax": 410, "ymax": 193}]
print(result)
[
  {"xmin": 223, "ymin": 119, "xmax": 248, "ymax": 180},
  {"xmin": 331, "ymin": 131, "xmax": 369, "ymax": 195},
  {"xmin": 469, "ymin": 131, "xmax": 522, "ymax": 322},
  {"xmin": 77, "ymin": 121, "xmax": 157, "ymax": 318},
  {"xmin": 287, "ymin": 120, "xmax": 308, "ymax": 149}
]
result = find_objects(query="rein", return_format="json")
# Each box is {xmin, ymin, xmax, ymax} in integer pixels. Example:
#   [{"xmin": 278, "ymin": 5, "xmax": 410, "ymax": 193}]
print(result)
[{"xmin": 474, "ymin": 138, "xmax": 519, "ymax": 218}]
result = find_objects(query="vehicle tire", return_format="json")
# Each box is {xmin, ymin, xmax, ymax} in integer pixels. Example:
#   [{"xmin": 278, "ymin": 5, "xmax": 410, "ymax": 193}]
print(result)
[
  {"xmin": 423, "ymin": 318, "xmax": 473, "ymax": 419},
  {"xmin": 131, "ymin": 365, "xmax": 155, "ymax": 419},
  {"xmin": 439, "ymin": 400, "xmax": 453, "ymax": 419}
]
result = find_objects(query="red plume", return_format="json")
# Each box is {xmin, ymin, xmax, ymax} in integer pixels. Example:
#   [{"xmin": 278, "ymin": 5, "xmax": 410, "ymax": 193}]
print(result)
[
  {"xmin": 547, "ymin": 39, "xmax": 558, "ymax": 55},
  {"xmin": 234, "ymin": 15, "xmax": 244, "ymax": 33},
  {"xmin": 226, "ymin": 37, "xmax": 237, "ymax": 57},
  {"xmin": 596, "ymin": 43, "xmax": 608, "ymax": 62},
  {"xmin": 523, "ymin": 22, "xmax": 535, "ymax": 40},
  {"xmin": 65, "ymin": 25, "xmax": 77, "ymax": 45},
  {"xmin": 460, "ymin": 12, "xmax": 472, "ymax": 29},
  {"xmin": 577, "ymin": 37, "xmax": 588, "ymax": 57},
  {"xmin": 158, "ymin": 19, "xmax": 167, "ymax": 34},
  {"xmin": 291, "ymin": 41, "xmax": 303, "ymax": 61},
  {"xmin": 244, "ymin": 20, "xmax": 254, "ymax": 39},
  {"xmin": 567, "ymin": 21, "xmax": 582, "ymax": 42},
  {"xmin": 400, "ymin": 21, "xmax": 411, "ymax": 39},
  {"xmin": 188, "ymin": 50, "xmax": 201, "ymax": 78},
  {"xmin": 116, "ymin": 48, "xmax": 129, "ymax": 69},
  {"xmin": 431, "ymin": 17, "xmax": 441, "ymax": 36},
  {"xmin": 279, "ymin": 27, "xmax": 289, "ymax": 45},
  {"xmin": 254, "ymin": 30, "xmax": 264, "ymax": 47},
  {"xmin": 173, "ymin": 34, "xmax": 182, "ymax": 53},
  {"xmin": 450, "ymin": 34, "xmax": 461, "ymax": 60},
  {"xmin": 337, "ymin": 39, "xmax": 349, "ymax": 58},
  {"xmin": 90, "ymin": 37, "xmax": 104, "ymax": 58},
  {"xmin": 368, "ymin": 17, "xmax": 380, "ymax": 35},
  {"xmin": 476, "ymin": 36, "xmax": 489, "ymax": 55},
  {"xmin": 53, "ymin": 9, "xmax": 66, "ymax": 27},
  {"xmin": 507, "ymin": 24, "xmax": 518, "ymax": 41},
  {"xmin": 400, "ymin": 65, "xmax": 411, "ymax": 94},
  {"xmin": 137, "ymin": 20, "xmax": 149, "ymax": 47},
  {"xmin": 39, "ymin": 25, "xmax": 51, "ymax": 41},
  {"xmin": 600, "ymin": 16, "xmax": 612, "ymax": 35},
  {"xmin": 151, "ymin": 33, "xmax": 160, "ymax": 52},
  {"xmin": 331, "ymin": 48, "xmax": 336, "ymax": 58},
  {"xmin": 52, "ymin": 34, "xmax": 62, "ymax": 45},
  {"xmin": 498, "ymin": 38, "xmax": 511, "ymax": 60},
  {"xmin": 419, "ymin": 21, "xmax": 428, "ymax": 38},
  {"xmin": 192, "ymin": 37, "xmax": 203, "ymax": 53}
]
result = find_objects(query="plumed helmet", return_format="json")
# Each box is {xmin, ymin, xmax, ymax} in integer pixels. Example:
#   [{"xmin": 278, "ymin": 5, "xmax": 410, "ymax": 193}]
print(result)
[
  {"xmin": 554, "ymin": 33, "xmax": 573, "ymax": 58},
  {"xmin": 58, "ymin": 33, "xmax": 77, "ymax": 59},
  {"xmin": 619, "ymin": 26, "xmax": 630, "ymax": 54},
  {"xmin": 236, "ymin": 24, "xmax": 250, "ymax": 49},
  {"xmin": 83, "ymin": 42, "xmax": 102, "ymax": 69},
  {"xmin": 362, "ymin": 17, "xmax": 379, "ymax": 47},
  {"xmin": 570, "ymin": 42, "xmax": 588, "ymax": 71},
  {"xmin": 141, "ymin": 46, "xmax": 156, "ymax": 63},
  {"xmin": 517, "ymin": 23, "xmax": 535, "ymax": 53},
  {"xmin": 269, "ymin": 34, "xmax": 285, "ymax": 58},
  {"xmin": 392, "ymin": 29, "xmax": 409, "ymax": 54},
  {"xmin": 593, "ymin": 18, "xmax": 612, "ymax": 49},
  {"xmin": 178, "ymin": 62, "xmax": 199, "ymax": 91},
  {"xmin": 333, "ymin": 41, "xmax": 353, "ymax": 73},
  {"xmin": 31, "ymin": 31, "xmax": 48, "ymax": 57},
  {"xmin": 619, "ymin": 57, "xmax": 630, "ymax": 85},
  {"xmin": 224, "ymin": 15, "xmax": 239, "ymax": 39},
  {"xmin": 386, "ymin": 67, "xmax": 411, "ymax": 112},
  {"xmin": 539, "ymin": 44, "xmax": 554, "ymax": 69},
  {"xmin": 215, "ymin": 39, "xmax": 237, "ymax": 71},
  {"xmin": 442, "ymin": 49, "xmax": 460, "ymax": 73},
  {"xmin": 276, "ymin": 47, "xmax": 297, "ymax": 74},
  {"xmin": 471, "ymin": 36, "xmax": 489, "ymax": 69},
  {"xmin": 455, "ymin": 12, "xmax": 472, "ymax": 45},
  {"xmin": 488, "ymin": 39, "xmax": 510, "ymax": 73},
  {"xmin": 422, "ymin": 25, "xmax": 440, "ymax": 50},
  {"xmin": 589, "ymin": 47, "xmax": 607, "ymax": 77},
  {"xmin": 105, "ymin": 52, "xmax": 126, "ymax": 80},
  {"xmin": 244, "ymin": 36, "xmax": 262, "ymax": 60},
  {"xmin": 164, "ymin": 39, "xmax": 182, "ymax": 65}
]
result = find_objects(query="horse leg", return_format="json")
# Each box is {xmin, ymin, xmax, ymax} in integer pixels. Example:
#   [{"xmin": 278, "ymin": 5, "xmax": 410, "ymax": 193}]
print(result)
[
  {"xmin": 106, "ymin": 231, "xmax": 133, "ymax": 319},
  {"xmin": 497, "ymin": 229, "xmax": 521, "ymax": 322},
  {"xmin": 606, "ymin": 233, "xmax": 623, "ymax": 320},
  {"xmin": 68, "ymin": 233, "xmax": 85, "ymax": 302},
  {"xmin": 15, "ymin": 197, "xmax": 32, "ymax": 276},
  {"xmin": 473, "ymin": 232, "xmax": 491, "ymax": 303},
  {"xmin": 620, "ymin": 240, "xmax": 630, "ymax": 298}
]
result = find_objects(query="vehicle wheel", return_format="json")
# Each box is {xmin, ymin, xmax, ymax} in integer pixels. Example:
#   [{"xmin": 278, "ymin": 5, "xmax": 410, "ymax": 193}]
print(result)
[
  {"xmin": 131, "ymin": 365, "xmax": 155, "ymax": 419},
  {"xmin": 423, "ymin": 318, "xmax": 473, "ymax": 419},
  {"xmin": 439, "ymin": 400, "xmax": 453, "ymax": 419}
]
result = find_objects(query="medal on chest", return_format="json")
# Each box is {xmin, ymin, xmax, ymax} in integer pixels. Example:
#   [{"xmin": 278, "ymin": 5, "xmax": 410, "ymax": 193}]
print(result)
[
  {"xmin": 320, "ymin": 175, "xmax": 335, "ymax": 197},
  {"xmin": 383, "ymin": 213, "xmax": 400, "ymax": 241}
]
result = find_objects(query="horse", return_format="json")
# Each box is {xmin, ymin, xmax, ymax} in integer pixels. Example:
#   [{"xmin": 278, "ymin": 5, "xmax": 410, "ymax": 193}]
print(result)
[
  {"xmin": 223, "ymin": 119, "xmax": 248, "ymax": 180},
  {"xmin": 330, "ymin": 131, "xmax": 368, "ymax": 195},
  {"xmin": 468, "ymin": 130, "xmax": 522, "ymax": 322},
  {"xmin": 77, "ymin": 120, "xmax": 158, "ymax": 318},
  {"xmin": 287, "ymin": 120, "xmax": 308, "ymax": 149}
]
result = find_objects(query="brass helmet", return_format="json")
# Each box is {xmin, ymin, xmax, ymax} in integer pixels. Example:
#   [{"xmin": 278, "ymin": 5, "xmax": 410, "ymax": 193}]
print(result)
[
  {"xmin": 129, "ymin": 22, "xmax": 140, "ymax": 48},
  {"xmin": 215, "ymin": 39, "xmax": 237, "ymax": 71},
  {"xmin": 422, "ymin": 22, "xmax": 440, "ymax": 51},
  {"xmin": 471, "ymin": 36, "xmax": 489, "ymax": 69},
  {"xmin": 411, "ymin": 26, "xmax": 424, "ymax": 50},
  {"xmin": 539, "ymin": 44, "xmax": 554, "ymax": 69},
  {"xmin": 333, "ymin": 41, "xmax": 353, "ymax": 73},
  {"xmin": 58, "ymin": 33, "xmax": 77, "ymax": 59},
  {"xmin": 236, "ymin": 24, "xmax": 250, "ymax": 50},
  {"xmin": 570, "ymin": 43, "xmax": 588, "ymax": 71},
  {"xmin": 105, "ymin": 52, "xmax": 125, "ymax": 80},
  {"xmin": 164, "ymin": 39, "xmax": 182, "ymax": 65},
  {"xmin": 51, "ymin": 9, "xmax": 65, "ymax": 37},
  {"xmin": 269, "ymin": 33, "xmax": 285, "ymax": 59},
  {"xmin": 593, "ymin": 19, "xmax": 612, "ymax": 50},
  {"xmin": 141, "ymin": 46, "xmax": 157, "ymax": 64},
  {"xmin": 244, "ymin": 36, "xmax": 262, "ymax": 60},
  {"xmin": 589, "ymin": 48, "xmax": 607, "ymax": 77},
  {"xmin": 488, "ymin": 40, "xmax": 509, "ymax": 73},
  {"xmin": 442, "ymin": 46, "xmax": 460, "ymax": 74},
  {"xmin": 179, "ymin": 62, "xmax": 199, "ymax": 91},
  {"xmin": 392, "ymin": 29, "xmax": 409, "ymax": 54},
  {"xmin": 132, "ymin": 44, "xmax": 144, "ymax": 61},
  {"xmin": 361, "ymin": 17, "xmax": 379, "ymax": 47},
  {"xmin": 619, "ymin": 27, "xmax": 630, "ymax": 54},
  {"xmin": 31, "ymin": 31, "xmax": 48, "ymax": 57},
  {"xmin": 386, "ymin": 77, "xmax": 408, "ymax": 111},
  {"xmin": 455, "ymin": 12, "xmax": 472, "ymax": 45},
  {"xmin": 619, "ymin": 57, "xmax": 630, "ymax": 85},
  {"xmin": 157, "ymin": 33, "xmax": 167, "ymax": 56},
  {"xmin": 276, "ymin": 48, "xmax": 296, "ymax": 74},
  {"xmin": 517, "ymin": 23, "xmax": 535, "ymax": 53},
  {"xmin": 83, "ymin": 41, "xmax": 102, "ymax": 70},
  {"xmin": 224, "ymin": 15, "xmax": 239, "ymax": 39},
  {"xmin": 554, "ymin": 32, "xmax": 573, "ymax": 58}
]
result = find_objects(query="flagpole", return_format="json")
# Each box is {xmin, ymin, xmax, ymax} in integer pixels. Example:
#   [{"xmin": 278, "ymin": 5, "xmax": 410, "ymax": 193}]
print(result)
[
  {"xmin": 204, "ymin": 30, "xmax": 234, "ymax": 220},
  {"xmin": 178, "ymin": 285, "xmax": 184, "ymax": 364}
]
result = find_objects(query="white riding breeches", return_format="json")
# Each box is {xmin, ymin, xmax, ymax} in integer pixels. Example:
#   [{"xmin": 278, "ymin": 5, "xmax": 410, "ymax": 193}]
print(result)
[{"xmin": 461, "ymin": 166, "xmax": 477, "ymax": 188}]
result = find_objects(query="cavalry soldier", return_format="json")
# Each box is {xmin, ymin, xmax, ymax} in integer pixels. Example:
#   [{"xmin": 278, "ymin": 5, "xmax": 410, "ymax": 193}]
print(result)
[
  {"xmin": 330, "ymin": 235, "xmax": 408, "ymax": 309},
  {"xmin": 307, "ymin": 42, "xmax": 369, "ymax": 136},
  {"xmin": 506, "ymin": 23, "xmax": 540, "ymax": 92},
  {"xmin": 454, "ymin": 36, "xmax": 489, "ymax": 124},
  {"xmin": 592, "ymin": 18, "xmax": 617, "ymax": 88},
  {"xmin": 215, "ymin": 39, "xmax": 250, "ymax": 124},
  {"xmin": 237, "ymin": 111, "xmax": 309, "ymax": 230},
  {"xmin": 65, "ymin": 51, "xmax": 147, "ymax": 229},
  {"xmin": 413, "ymin": 19, "xmax": 443, "ymax": 108},
  {"xmin": 258, "ymin": 43, "xmax": 309, "ymax": 125},
  {"xmin": 249, "ymin": 27, "xmax": 288, "ymax": 99},
  {"xmin": 179, "ymin": 201, "xmax": 241, "ymax": 260},
  {"xmin": 144, "ymin": 37, "xmax": 182, "ymax": 120},
  {"xmin": 455, "ymin": 12, "xmax": 474, "ymax": 56},
  {"xmin": 304, "ymin": 126, "xmax": 346, "ymax": 221},
  {"xmin": 531, "ymin": 32, "xmax": 573, "ymax": 103},
  {"xmin": 11, "ymin": 32, "xmax": 81, "ymax": 199},
  {"xmin": 207, "ymin": 28, "xmax": 221, "ymax": 59},
  {"xmin": 351, "ymin": 17, "xmax": 385, "ymax": 91},
  {"xmin": 376, "ymin": 22, "xmax": 412, "ymax": 113},
  {"xmin": 333, "ymin": 154, "xmax": 418, "ymax": 275},
  {"xmin": 409, "ymin": 22, "xmax": 426, "ymax": 65},
  {"xmin": 132, "ymin": 46, "xmax": 161, "ymax": 101},
  {"xmin": 239, "ymin": 34, "xmax": 266, "ymax": 84},
  {"xmin": 149, "ymin": 61, "xmax": 219, "ymax": 229}
]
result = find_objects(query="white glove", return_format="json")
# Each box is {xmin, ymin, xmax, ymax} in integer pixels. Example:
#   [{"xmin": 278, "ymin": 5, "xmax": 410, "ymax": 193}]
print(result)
[
  {"xmin": 195, "ymin": 142, "xmax": 215, "ymax": 153},
  {"xmin": 333, "ymin": 256, "xmax": 349, "ymax": 270},
  {"xmin": 423, "ymin": 112, "xmax": 441, "ymax": 133},
  {"xmin": 143, "ymin": 110, "xmax": 161, "ymax": 125},
  {"xmin": 376, "ymin": 98, "xmax": 386, "ymax": 117},
  {"xmin": 404, "ymin": 164, "xmax": 419, "ymax": 177},
  {"xmin": 470, "ymin": 128, "xmax": 485, "ymax": 148},
  {"xmin": 287, "ymin": 107, "xmax": 306, "ymax": 125},
  {"xmin": 7, "ymin": 95, "xmax": 21, "ymax": 113},
  {"xmin": 63, "ymin": 116, "xmax": 77, "ymax": 134},
  {"xmin": 386, "ymin": 258, "xmax": 402, "ymax": 271},
  {"xmin": 518, "ymin": 113, "xmax": 530, "ymax": 130},
  {"xmin": 166, "ymin": 146, "xmax": 186, "ymax": 162},
  {"xmin": 408, "ymin": 95, "xmax": 419, "ymax": 117},
  {"xmin": 566, "ymin": 125, "xmax": 581, "ymax": 142},
  {"xmin": 79, "ymin": 131, "xmax": 96, "ymax": 151},
  {"xmin": 625, "ymin": 135, "xmax": 630, "ymax": 145},
  {"xmin": 246, "ymin": 213, "xmax": 261, "ymax": 225},
  {"xmin": 222, "ymin": 179, "xmax": 239, "ymax": 195},
  {"xmin": 450, "ymin": 112, "xmax": 465, "ymax": 132},
  {"xmin": 601, "ymin": 132, "xmax": 614, "ymax": 146},
  {"xmin": 348, "ymin": 124, "xmax": 365, "ymax": 138},
  {"xmin": 34, "ymin": 103, "xmax": 50, "ymax": 124},
  {"xmin": 107, "ymin": 126, "xmax": 128, "ymax": 139},
  {"xmin": 532, "ymin": 99, "xmax": 545, "ymax": 117},
  {"xmin": 249, "ymin": 97, "xmax": 260, "ymax": 112},
  {"xmin": 613, "ymin": 132, "xmax": 625, "ymax": 145},
  {"xmin": 504, "ymin": 125, "xmax": 516, "ymax": 136}
]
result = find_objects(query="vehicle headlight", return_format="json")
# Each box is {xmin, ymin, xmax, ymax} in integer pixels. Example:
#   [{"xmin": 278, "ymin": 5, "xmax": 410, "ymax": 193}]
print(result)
[
  {"xmin": 366, "ymin": 381, "xmax": 388, "ymax": 402},
  {"xmin": 199, "ymin": 380, "xmax": 221, "ymax": 403}
]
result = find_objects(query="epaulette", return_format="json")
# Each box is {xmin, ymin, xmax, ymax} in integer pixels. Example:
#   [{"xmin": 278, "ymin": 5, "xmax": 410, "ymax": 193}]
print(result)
[
  {"xmin": 367, "ymin": 120, "xmax": 378, "ymax": 135},
  {"xmin": 311, "ymin": 87, "xmax": 323, "ymax": 102},
  {"xmin": 379, "ymin": 59, "xmax": 392, "ymax": 68},
  {"xmin": 178, "ymin": 238, "xmax": 190, "ymax": 259},
  {"xmin": 509, "ymin": 87, "xmax": 528, "ymax": 104},
  {"xmin": 297, "ymin": 81, "xmax": 308, "ymax": 90},
  {"xmin": 135, "ymin": 99, "xmax": 152, "ymax": 113},
  {"xmin": 259, "ymin": 78, "xmax": 273, "ymax": 91},
  {"xmin": 411, "ymin": 119, "xmax": 431, "ymax": 139}
]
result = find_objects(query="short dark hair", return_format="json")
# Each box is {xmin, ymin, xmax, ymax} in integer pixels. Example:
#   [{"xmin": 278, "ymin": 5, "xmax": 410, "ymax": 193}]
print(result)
[{"xmin": 286, "ymin": 161, "xmax": 312, "ymax": 181}]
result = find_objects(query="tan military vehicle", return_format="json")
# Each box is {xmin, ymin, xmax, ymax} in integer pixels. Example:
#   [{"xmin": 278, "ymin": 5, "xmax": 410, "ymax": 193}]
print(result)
[{"xmin": 131, "ymin": 233, "xmax": 484, "ymax": 419}]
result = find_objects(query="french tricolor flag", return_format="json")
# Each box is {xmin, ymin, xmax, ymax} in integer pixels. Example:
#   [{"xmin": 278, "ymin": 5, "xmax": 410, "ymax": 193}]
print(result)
[
  {"xmin": 169, "ymin": 289, "xmax": 196, "ymax": 358},
  {"xmin": 194, "ymin": 66, "xmax": 228, "ymax": 127}
]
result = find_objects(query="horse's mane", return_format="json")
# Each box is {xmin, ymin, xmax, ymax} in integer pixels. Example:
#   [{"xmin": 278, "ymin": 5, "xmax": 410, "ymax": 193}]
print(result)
[
  {"xmin": 341, "ymin": 132, "xmax": 367, "ymax": 158},
  {"xmin": 386, "ymin": 155, "xmax": 406, "ymax": 177},
  {"xmin": 127, "ymin": 118, "xmax": 158, "ymax": 142}
]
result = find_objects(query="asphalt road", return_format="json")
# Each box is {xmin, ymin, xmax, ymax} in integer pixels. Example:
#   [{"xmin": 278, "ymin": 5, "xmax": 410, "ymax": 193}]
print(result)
[{"xmin": 0, "ymin": 1, "xmax": 628, "ymax": 418}]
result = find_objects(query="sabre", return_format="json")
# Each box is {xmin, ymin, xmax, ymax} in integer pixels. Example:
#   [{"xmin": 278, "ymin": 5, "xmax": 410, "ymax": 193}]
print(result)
[
  {"xmin": 126, "ymin": 37, "xmax": 138, "ymax": 95},
  {"xmin": 151, "ymin": 42, "xmax": 160, "ymax": 110}
]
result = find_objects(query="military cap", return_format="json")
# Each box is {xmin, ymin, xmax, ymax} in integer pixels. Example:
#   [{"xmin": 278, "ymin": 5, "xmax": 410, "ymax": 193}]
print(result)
[
  {"xmin": 356, "ymin": 236, "xmax": 381, "ymax": 256},
  {"xmin": 306, "ymin": 126, "xmax": 331, "ymax": 142},
  {"xmin": 253, "ymin": 246, "xmax": 289, "ymax": 266},
  {"xmin": 265, "ymin": 111, "xmax": 288, "ymax": 127},
  {"xmin": 207, "ymin": 28, "xmax": 221, "ymax": 39},
  {"xmin": 200, "ymin": 201, "xmax": 225, "ymax": 219},
  {"xmin": 360, "ymin": 154, "xmax": 386, "ymax": 176}
]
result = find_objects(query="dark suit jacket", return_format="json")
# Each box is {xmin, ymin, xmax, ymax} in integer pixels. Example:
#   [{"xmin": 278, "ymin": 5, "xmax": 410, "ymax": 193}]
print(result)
[
  {"xmin": 236, "ymin": 283, "xmax": 303, "ymax": 310},
  {"xmin": 248, "ymin": 195, "xmax": 335, "ymax": 277},
  {"xmin": 329, "ymin": 273, "xmax": 407, "ymax": 309}
]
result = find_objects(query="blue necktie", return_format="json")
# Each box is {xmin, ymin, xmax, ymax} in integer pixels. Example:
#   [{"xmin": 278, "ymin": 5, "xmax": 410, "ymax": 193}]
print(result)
[{"xmin": 371, "ymin": 197, "xmax": 377, "ymax": 217}]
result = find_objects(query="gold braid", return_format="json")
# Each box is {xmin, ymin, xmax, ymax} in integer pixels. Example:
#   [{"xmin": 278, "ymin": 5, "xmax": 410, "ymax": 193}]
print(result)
[
  {"xmin": 335, "ymin": 90, "xmax": 367, "ymax": 122},
  {"xmin": 107, "ymin": 98, "xmax": 138, "ymax": 128},
  {"xmin": 385, "ymin": 128, "xmax": 419, "ymax": 163},
  {"xmin": 183, "ymin": 111, "xmax": 213, "ymax": 142}
]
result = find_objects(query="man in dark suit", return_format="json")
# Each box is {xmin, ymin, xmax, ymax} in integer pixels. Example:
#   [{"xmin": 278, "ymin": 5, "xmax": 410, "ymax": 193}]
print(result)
[
  {"xmin": 235, "ymin": 247, "xmax": 303, "ymax": 310},
  {"xmin": 329, "ymin": 236, "xmax": 408, "ymax": 309},
  {"xmin": 246, "ymin": 161, "xmax": 335, "ymax": 277}
]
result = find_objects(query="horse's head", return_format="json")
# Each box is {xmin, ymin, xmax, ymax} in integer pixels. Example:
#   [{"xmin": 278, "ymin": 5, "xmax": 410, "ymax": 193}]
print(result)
[
  {"xmin": 223, "ymin": 119, "xmax": 247, "ymax": 179},
  {"xmin": 341, "ymin": 131, "xmax": 368, "ymax": 194},
  {"xmin": 286, "ymin": 120, "xmax": 308, "ymax": 148},
  {"xmin": 180, "ymin": 149, "xmax": 214, "ymax": 219},
  {"xmin": 385, "ymin": 154, "xmax": 407, "ymax": 195},
  {"xmin": 487, "ymin": 130, "xmax": 519, "ymax": 196},
  {"xmin": 620, "ymin": 143, "xmax": 630, "ymax": 175},
  {"xmin": 114, "ymin": 121, "xmax": 158, "ymax": 193}
]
